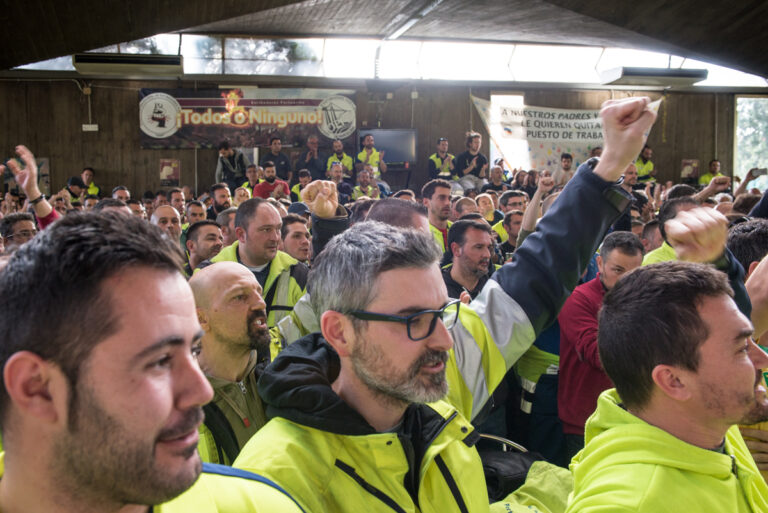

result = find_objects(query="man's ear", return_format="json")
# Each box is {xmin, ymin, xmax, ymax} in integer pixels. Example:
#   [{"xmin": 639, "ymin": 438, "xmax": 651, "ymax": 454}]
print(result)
[
  {"xmin": 4, "ymin": 351, "xmax": 64, "ymax": 425},
  {"xmin": 450, "ymin": 242, "xmax": 461, "ymax": 258},
  {"xmin": 197, "ymin": 308, "xmax": 210, "ymax": 332},
  {"xmin": 747, "ymin": 260, "xmax": 760, "ymax": 280},
  {"xmin": 651, "ymin": 364, "xmax": 692, "ymax": 402},
  {"xmin": 235, "ymin": 226, "xmax": 246, "ymax": 242},
  {"xmin": 321, "ymin": 311, "xmax": 353, "ymax": 358}
]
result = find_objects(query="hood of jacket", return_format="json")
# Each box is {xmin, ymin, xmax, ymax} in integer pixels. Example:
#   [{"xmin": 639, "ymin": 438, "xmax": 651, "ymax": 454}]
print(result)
[
  {"xmin": 258, "ymin": 333, "xmax": 380, "ymax": 436},
  {"xmin": 258, "ymin": 333, "xmax": 467, "ymax": 444},
  {"xmin": 572, "ymin": 388, "xmax": 737, "ymax": 481}
]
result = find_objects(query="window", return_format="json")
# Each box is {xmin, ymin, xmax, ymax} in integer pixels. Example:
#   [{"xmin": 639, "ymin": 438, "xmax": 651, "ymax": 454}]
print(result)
[
  {"xmin": 181, "ymin": 35, "xmax": 222, "ymax": 74},
  {"xmin": 11, "ymin": 34, "xmax": 768, "ymax": 88},
  {"xmin": 121, "ymin": 35, "xmax": 180, "ymax": 55},
  {"xmin": 223, "ymin": 38, "xmax": 324, "ymax": 76},
  {"xmin": 735, "ymin": 96, "xmax": 768, "ymax": 190}
]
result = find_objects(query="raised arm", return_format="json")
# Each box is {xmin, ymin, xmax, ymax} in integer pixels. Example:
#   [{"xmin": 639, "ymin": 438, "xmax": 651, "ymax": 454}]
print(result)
[
  {"xmin": 446, "ymin": 97, "xmax": 657, "ymax": 420},
  {"xmin": 499, "ymin": 97, "xmax": 657, "ymax": 334},
  {"xmin": 1, "ymin": 145, "xmax": 57, "ymax": 224},
  {"xmin": 519, "ymin": 176, "xmax": 554, "ymax": 233},
  {"xmin": 694, "ymin": 176, "xmax": 731, "ymax": 203},
  {"xmin": 734, "ymin": 168, "xmax": 759, "ymax": 198}
]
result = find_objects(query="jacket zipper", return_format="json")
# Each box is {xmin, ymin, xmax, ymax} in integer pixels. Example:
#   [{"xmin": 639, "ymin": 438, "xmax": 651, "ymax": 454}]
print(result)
[{"xmin": 334, "ymin": 459, "xmax": 407, "ymax": 513}]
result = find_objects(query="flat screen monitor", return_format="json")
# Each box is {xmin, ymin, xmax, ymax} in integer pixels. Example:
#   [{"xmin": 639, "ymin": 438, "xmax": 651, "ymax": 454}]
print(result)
[{"xmin": 359, "ymin": 129, "xmax": 417, "ymax": 168}]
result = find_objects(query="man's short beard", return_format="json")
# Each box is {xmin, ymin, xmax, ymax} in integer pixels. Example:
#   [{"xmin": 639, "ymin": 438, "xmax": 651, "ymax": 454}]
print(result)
[
  {"xmin": 459, "ymin": 254, "xmax": 488, "ymax": 280},
  {"xmin": 265, "ymin": 176, "xmax": 276, "ymax": 183},
  {"xmin": 740, "ymin": 370, "xmax": 768, "ymax": 425},
  {"xmin": 434, "ymin": 210, "xmax": 450, "ymax": 222},
  {"xmin": 54, "ymin": 381, "xmax": 202, "ymax": 507},
  {"xmin": 246, "ymin": 309, "xmax": 271, "ymax": 356},
  {"xmin": 350, "ymin": 334, "xmax": 449, "ymax": 408},
  {"xmin": 741, "ymin": 402, "xmax": 768, "ymax": 425},
  {"xmin": 200, "ymin": 245, "xmax": 221, "ymax": 261},
  {"xmin": 469, "ymin": 265, "xmax": 488, "ymax": 279}
]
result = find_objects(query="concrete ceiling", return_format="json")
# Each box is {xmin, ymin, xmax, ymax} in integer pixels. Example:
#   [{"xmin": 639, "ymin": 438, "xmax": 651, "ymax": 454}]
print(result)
[{"xmin": 2, "ymin": 0, "xmax": 767, "ymax": 78}]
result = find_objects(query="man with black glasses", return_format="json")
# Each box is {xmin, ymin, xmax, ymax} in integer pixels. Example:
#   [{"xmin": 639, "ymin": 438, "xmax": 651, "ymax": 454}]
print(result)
[
  {"xmin": 0, "ymin": 213, "xmax": 37, "ymax": 253},
  {"xmin": 234, "ymin": 97, "xmax": 659, "ymax": 512}
]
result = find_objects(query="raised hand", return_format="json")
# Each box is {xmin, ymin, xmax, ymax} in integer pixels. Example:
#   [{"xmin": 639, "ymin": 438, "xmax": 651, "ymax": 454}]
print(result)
[
  {"xmin": 538, "ymin": 176, "xmax": 555, "ymax": 195},
  {"xmin": 1, "ymin": 145, "xmax": 53, "ymax": 219},
  {"xmin": 2, "ymin": 145, "xmax": 39, "ymax": 197},
  {"xmin": 708, "ymin": 175, "xmax": 731, "ymax": 193},
  {"xmin": 665, "ymin": 207, "xmax": 728, "ymax": 263},
  {"xmin": 593, "ymin": 97, "xmax": 658, "ymax": 182},
  {"xmin": 302, "ymin": 180, "xmax": 339, "ymax": 219}
]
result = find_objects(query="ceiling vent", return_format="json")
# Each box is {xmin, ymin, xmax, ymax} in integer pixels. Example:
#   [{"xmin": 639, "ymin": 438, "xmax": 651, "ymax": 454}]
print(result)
[
  {"xmin": 600, "ymin": 67, "xmax": 708, "ymax": 87},
  {"xmin": 73, "ymin": 53, "xmax": 183, "ymax": 77}
]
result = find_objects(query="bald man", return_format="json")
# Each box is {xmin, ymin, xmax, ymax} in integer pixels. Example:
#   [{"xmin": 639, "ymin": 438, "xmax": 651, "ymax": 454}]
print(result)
[
  {"xmin": 189, "ymin": 262, "xmax": 272, "ymax": 465},
  {"xmin": 151, "ymin": 204, "xmax": 182, "ymax": 244}
]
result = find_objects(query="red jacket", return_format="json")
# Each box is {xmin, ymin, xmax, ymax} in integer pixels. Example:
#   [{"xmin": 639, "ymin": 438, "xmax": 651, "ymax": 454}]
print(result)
[
  {"xmin": 557, "ymin": 275, "xmax": 613, "ymax": 436},
  {"xmin": 253, "ymin": 180, "xmax": 289, "ymax": 199}
]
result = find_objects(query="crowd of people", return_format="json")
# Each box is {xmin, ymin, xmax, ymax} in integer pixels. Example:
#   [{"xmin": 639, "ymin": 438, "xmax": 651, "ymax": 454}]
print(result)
[{"xmin": 0, "ymin": 96, "xmax": 768, "ymax": 512}]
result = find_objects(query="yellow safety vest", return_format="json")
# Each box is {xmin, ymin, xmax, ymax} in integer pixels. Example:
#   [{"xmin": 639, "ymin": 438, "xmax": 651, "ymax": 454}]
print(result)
[{"xmin": 429, "ymin": 152, "xmax": 455, "ymax": 178}]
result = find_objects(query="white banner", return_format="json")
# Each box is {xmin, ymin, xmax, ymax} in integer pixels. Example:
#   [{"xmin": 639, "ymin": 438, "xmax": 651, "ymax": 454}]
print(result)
[{"xmin": 472, "ymin": 95, "xmax": 603, "ymax": 172}]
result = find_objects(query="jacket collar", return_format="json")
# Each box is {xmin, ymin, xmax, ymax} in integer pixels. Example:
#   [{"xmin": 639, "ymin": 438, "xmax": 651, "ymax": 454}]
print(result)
[{"xmin": 259, "ymin": 333, "xmax": 467, "ymax": 441}]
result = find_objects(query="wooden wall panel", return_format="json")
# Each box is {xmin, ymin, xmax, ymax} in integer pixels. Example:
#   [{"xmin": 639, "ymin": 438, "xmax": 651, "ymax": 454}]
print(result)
[
  {"xmin": 0, "ymin": 78, "xmax": 751, "ymax": 198},
  {"xmin": 654, "ymin": 92, "xmax": 735, "ymax": 185},
  {"xmin": 0, "ymin": 79, "xmax": 219, "ymax": 198}
]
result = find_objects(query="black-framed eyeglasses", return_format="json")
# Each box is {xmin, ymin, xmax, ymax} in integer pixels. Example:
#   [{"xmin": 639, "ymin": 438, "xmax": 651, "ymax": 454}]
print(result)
[
  {"xmin": 348, "ymin": 299, "xmax": 461, "ymax": 341},
  {"xmin": 729, "ymin": 215, "xmax": 751, "ymax": 227},
  {"xmin": 6, "ymin": 229, "xmax": 37, "ymax": 240}
]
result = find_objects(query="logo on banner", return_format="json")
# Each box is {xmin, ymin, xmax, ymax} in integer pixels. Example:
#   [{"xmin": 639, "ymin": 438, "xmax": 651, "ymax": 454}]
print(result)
[
  {"xmin": 140, "ymin": 93, "xmax": 182, "ymax": 138},
  {"xmin": 318, "ymin": 95, "xmax": 356, "ymax": 139}
]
